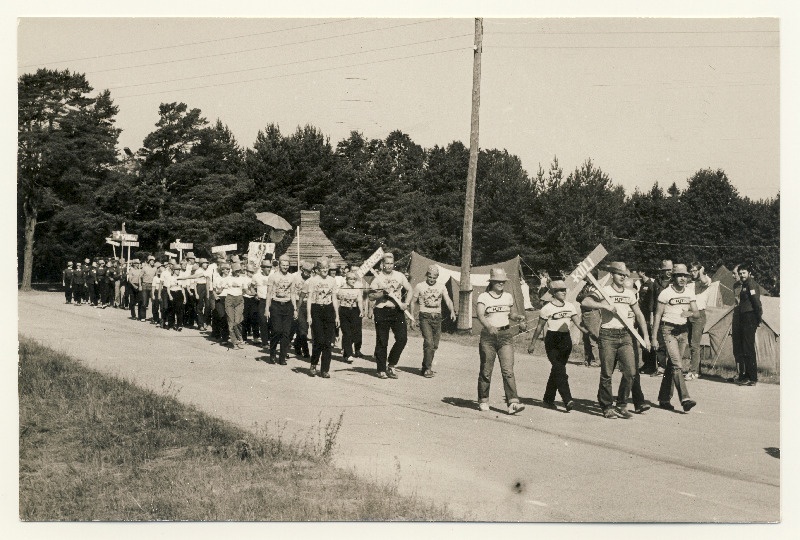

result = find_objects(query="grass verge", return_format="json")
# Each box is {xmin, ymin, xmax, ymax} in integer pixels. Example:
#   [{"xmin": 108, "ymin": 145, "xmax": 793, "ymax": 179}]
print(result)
[{"xmin": 18, "ymin": 336, "xmax": 452, "ymax": 521}]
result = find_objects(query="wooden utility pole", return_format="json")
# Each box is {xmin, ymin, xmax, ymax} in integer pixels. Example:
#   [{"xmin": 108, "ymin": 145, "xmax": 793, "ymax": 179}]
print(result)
[{"xmin": 457, "ymin": 17, "xmax": 483, "ymax": 333}]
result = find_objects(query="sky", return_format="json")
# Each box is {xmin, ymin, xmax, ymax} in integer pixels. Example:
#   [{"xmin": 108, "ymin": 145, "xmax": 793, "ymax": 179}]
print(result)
[{"xmin": 15, "ymin": 12, "xmax": 782, "ymax": 200}]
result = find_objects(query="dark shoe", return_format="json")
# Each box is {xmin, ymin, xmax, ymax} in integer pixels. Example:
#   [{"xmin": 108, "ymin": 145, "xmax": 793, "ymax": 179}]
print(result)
[
  {"xmin": 542, "ymin": 400, "xmax": 558, "ymax": 410},
  {"xmin": 738, "ymin": 379, "xmax": 757, "ymax": 387},
  {"xmin": 342, "ymin": 356, "xmax": 353, "ymax": 364},
  {"xmin": 421, "ymin": 369, "xmax": 435, "ymax": 378},
  {"xmin": 659, "ymin": 402, "xmax": 675, "ymax": 411},
  {"xmin": 602, "ymin": 408, "xmax": 617, "ymax": 419},
  {"xmin": 634, "ymin": 404, "xmax": 651, "ymax": 414},
  {"xmin": 320, "ymin": 371, "xmax": 330, "ymax": 379},
  {"xmin": 177, "ymin": 327, "xmax": 182, "ymax": 332},
  {"xmin": 681, "ymin": 399, "xmax": 697, "ymax": 412},
  {"xmin": 649, "ymin": 371, "xmax": 662, "ymax": 377},
  {"xmin": 309, "ymin": 365, "xmax": 318, "ymax": 377},
  {"xmin": 270, "ymin": 355, "xmax": 277, "ymax": 364},
  {"xmin": 564, "ymin": 400, "xmax": 575, "ymax": 412},
  {"xmin": 279, "ymin": 359, "xmax": 287, "ymax": 366},
  {"xmin": 354, "ymin": 351, "xmax": 364, "ymax": 358},
  {"xmin": 615, "ymin": 407, "xmax": 633, "ymax": 419},
  {"xmin": 387, "ymin": 367, "xmax": 398, "ymax": 379}
]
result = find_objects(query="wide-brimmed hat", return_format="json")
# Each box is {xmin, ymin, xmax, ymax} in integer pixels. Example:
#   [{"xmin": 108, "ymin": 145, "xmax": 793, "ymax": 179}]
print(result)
[
  {"xmin": 549, "ymin": 280, "xmax": 567, "ymax": 291},
  {"xmin": 147, "ymin": 255, "xmax": 155, "ymax": 261},
  {"xmin": 660, "ymin": 260, "xmax": 674, "ymax": 271},
  {"xmin": 185, "ymin": 252, "xmax": 196, "ymax": 259},
  {"xmin": 198, "ymin": 258, "xmax": 208, "ymax": 264},
  {"xmin": 301, "ymin": 261, "xmax": 314, "ymax": 271},
  {"xmin": 606, "ymin": 261, "xmax": 630, "ymax": 276},
  {"xmin": 488, "ymin": 268, "xmax": 509, "ymax": 282},
  {"xmin": 672, "ymin": 263, "xmax": 691, "ymax": 276}
]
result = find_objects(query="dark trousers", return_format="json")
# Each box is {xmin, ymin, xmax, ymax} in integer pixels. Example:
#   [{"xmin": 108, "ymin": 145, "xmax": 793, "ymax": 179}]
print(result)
[
  {"xmin": 128, "ymin": 284, "xmax": 142, "ymax": 318},
  {"xmin": 374, "ymin": 307, "xmax": 408, "ymax": 373},
  {"xmin": 213, "ymin": 297, "xmax": 229, "ymax": 341},
  {"xmin": 735, "ymin": 311, "xmax": 759, "ymax": 382},
  {"xmin": 270, "ymin": 301, "xmax": 294, "ymax": 362},
  {"xmin": 64, "ymin": 284, "xmax": 72, "ymax": 303},
  {"xmin": 141, "ymin": 283, "xmax": 152, "ymax": 313},
  {"xmin": 339, "ymin": 306, "xmax": 362, "ymax": 360},
  {"xmin": 418, "ymin": 312, "xmax": 441, "ymax": 371},
  {"xmin": 184, "ymin": 292, "xmax": 197, "ymax": 327},
  {"xmin": 196, "ymin": 285, "xmax": 209, "ymax": 328},
  {"xmin": 152, "ymin": 292, "xmax": 161, "ymax": 323},
  {"xmin": 160, "ymin": 287, "xmax": 169, "ymax": 325},
  {"xmin": 619, "ymin": 335, "xmax": 646, "ymax": 408},
  {"xmin": 293, "ymin": 300, "xmax": 309, "ymax": 356},
  {"xmin": 257, "ymin": 299, "xmax": 270, "ymax": 346},
  {"xmin": 242, "ymin": 296, "xmax": 259, "ymax": 340},
  {"xmin": 88, "ymin": 282, "xmax": 97, "ymax": 305},
  {"xmin": 543, "ymin": 331, "xmax": 573, "ymax": 404},
  {"xmin": 167, "ymin": 290, "xmax": 185, "ymax": 329},
  {"xmin": 73, "ymin": 285, "xmax": 84, "ymax": 304},
  {"xmin": 311, "ymin": 304, "xmax": 336, "ymax": 373}
]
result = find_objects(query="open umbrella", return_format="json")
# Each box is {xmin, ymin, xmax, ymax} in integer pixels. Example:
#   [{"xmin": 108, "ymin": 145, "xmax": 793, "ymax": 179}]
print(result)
[{"xmin": 255, "ymin": 212, "xmax": 292, "ymax": 230}]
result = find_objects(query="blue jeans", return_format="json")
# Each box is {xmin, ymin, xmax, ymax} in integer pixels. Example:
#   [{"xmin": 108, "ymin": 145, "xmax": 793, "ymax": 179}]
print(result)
[
  {"xmin": 657, "ymin": 323, "xmax": 691, "ymax": 403},
  {"xmin": 419, "ymin": 312, "xmax": 442, "ymax": 371},
  {"xmin": 477, "ymin": 329, "xmax": 519, "ymax": 405},
  {"xmin": 597, "ymin": 328, "xmax": 636, "ymax": 410}
]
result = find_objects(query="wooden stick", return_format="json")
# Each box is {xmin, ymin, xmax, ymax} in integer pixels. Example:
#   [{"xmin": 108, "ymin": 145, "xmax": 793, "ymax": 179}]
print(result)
[{"xmin": 584, "ymin": 272, "xmax": 649, "ymax": 349}]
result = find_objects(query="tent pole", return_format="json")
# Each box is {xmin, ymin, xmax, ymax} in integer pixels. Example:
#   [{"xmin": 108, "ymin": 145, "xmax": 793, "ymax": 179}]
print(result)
[
  {"xmin": 709, "ymin": 321, "xmax": 733, "ymax": 372},
  {"xmin": 296, "ymin": 225, "xmax": 300, "ymax": 268}
]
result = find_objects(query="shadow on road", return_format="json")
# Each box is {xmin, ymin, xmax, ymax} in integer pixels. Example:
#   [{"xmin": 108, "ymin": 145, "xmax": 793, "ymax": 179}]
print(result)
[{"xmin": 442, "ymin": 396, "xmax": 478, "ymax": 411}]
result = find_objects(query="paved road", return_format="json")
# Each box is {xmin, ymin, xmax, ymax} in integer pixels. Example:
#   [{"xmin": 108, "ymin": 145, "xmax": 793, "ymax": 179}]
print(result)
[{"xmin": 18, "ymin": 292, "xmax": 780, "ymax": 522}]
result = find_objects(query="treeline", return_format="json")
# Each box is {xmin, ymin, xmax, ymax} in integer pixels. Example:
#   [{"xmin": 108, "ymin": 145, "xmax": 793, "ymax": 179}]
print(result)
[{"xmin": 18, "ymin": 69, "xmax": 780, "ymax": 295}]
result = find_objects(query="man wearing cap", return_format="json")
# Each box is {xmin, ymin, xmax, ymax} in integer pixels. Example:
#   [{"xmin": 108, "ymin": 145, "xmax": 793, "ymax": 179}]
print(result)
[
  {"xmin": 732, "ymin": 264, "xmax": 763, "ymax": 386},
  {"xmin": 62, "ymin": 261, "xmax": 74, "ymax": 304},
  {"xmin": 265, "ymin": 254, "xmax": 298, "ymax": 365},
  {"xmin": 140, "ymin": 255, "xmax": 157, "ymax": 320},
  {"xmin": 580, "ymin": 262, "xmax": 651, "ymax": 419},
  {"xmin": 476, "ymin": 268, "xmax": 528, "ymax": 414},
  {"xmin": 652, "ymin": 264, "xmax": 699, "ymax": 411},
  {"xmin": 252, "ymin": 258, "xmax": 272, "ymax": 346},
  {"xmin": 368, "ymin": 252, "xmax": 414, "ymax": 379},
  {"xmin": 194, "ymin": 258, "xmax": 211, "ymax": 331},
  {"xmin": 291, "ymin": 261, "xmax": 314, "ymax": 359},
  {"xmin": 95, "ymin": 259, "xmax": 108, "ymax": 308},
  {"xmin": 87, "ymin": 261, "xmax": 98, "ymax": 306},
  {"xmin": 72, "ymin": 263, "xmax": 85, "ymax": 305},
  {"xmin": 150, "ymin": 263, "xmax": 163, "ymax": 325},
  {"xmin": 408, "ymin": 264, "xmax": 456, "ymax": 378},
  {"xmin": 127, "ymin": 259, "xmax": 143, "ymax": 320}
]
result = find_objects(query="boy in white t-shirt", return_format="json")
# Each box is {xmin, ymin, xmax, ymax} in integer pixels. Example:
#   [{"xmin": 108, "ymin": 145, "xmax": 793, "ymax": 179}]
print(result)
[
  {"xmin": 409, "ymin": 264, "xmax": 456, "ymax": 378},
  {"xmin": 652, "ymin": 263, "xmax": 699, "ymax": 412}
]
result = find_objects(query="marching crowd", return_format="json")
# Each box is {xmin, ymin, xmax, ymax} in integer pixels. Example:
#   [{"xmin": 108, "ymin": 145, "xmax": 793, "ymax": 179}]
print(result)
[{"xmin": 60, "ymin": 251, "xmax": 764, "ymax": 419}]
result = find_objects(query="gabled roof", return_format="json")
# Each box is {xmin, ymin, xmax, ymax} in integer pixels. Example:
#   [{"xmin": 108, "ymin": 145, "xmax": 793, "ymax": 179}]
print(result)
[{"xmin": 281, "ymin": 210, "xmax": 345, "ymax": 267}]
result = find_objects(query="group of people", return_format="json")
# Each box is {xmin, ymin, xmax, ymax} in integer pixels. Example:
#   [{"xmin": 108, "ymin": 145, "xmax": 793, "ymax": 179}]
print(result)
[{"xmin": 61, "ymin": 251, "xmax": 763, "ymax": 418}]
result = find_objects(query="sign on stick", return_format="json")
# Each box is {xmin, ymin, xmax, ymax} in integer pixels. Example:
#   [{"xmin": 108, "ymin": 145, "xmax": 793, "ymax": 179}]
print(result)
[
  {"xmin": 355, "ymin": 248, "xmax": 385, "ymax": 279},
  {"xmin": 211, "ymin": 244, "xmax": 237, "ymax": 254},
  {"xmin": 105, "ymin": 238, "xmax": 120, "ymax": 247}
]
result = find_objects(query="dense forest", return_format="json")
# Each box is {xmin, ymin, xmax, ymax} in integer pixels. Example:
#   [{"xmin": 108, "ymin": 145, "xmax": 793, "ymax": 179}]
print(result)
[{"xmin": 18, "ymin": 69, "xmax": 780, "ymax": 295}]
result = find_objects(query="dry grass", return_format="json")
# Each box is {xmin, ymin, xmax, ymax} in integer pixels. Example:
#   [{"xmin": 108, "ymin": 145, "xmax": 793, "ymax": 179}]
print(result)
[{"xmin": 18, "ymin": 336, "xmax": 452, "ymax": 521}]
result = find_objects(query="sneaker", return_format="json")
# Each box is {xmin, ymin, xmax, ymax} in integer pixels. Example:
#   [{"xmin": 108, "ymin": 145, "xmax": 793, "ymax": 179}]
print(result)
[
  {"xmin": 377, "ymin": 371, "xmax": 388, "ymax": 379},
  {"xmin": 634, "ymin": 404, "xmax": 651, "ymax": 414},
  {"xmin": 508, "ymin": 403, "xmax": 525, "ymax": 415},
  {"xmin": 354, "ymin": 351, "xmax": 364, "ymax": 359},
  {"xmin": 615, "ymin": 407, "xmax": 633, "ymax": 419},
  {"xmin": 387, "ymin": 367, "xmax": 398, "ymax": 379},
  {"xmin": 342, "ymin": 356, "xmax": 353, "ymax": 364},
  {"xmin": 564, "ymin": 400, "xmax": 575, "ymax": 412},
  {"xmin": 320, "ymin": 371, "xmax": 330, "ymax": 379},
  {"xmin": 602, "ymin": 408, "xmax": 617, "ymax": 419},
  {"xmin": 681, "ymin": 399, "xmax": 697, "ymax": 412},
  {"xmin": 542, "ymin": 400, "xmax": 558, "ymax": 410},
  {"xmin": 659, "ymin": 402, "xmax": 675, "ymax": 411},
  {"xmin": 649, "ymin": 371, "xmax": 662, "ymax": 377},
  {"xmin": 478, "ymin": 402, "xmax": 490, "ymax": 412},
  {"xmin": 421, "ymin": 369, "xmax": 435, "ymax": 378},
  {"xmin": 738, "ymin": 379, "xmax": 756, "ymax": 387},
  {"xmin": 309, "ymin": 365, "xmax": 318, "ymax": 377}
]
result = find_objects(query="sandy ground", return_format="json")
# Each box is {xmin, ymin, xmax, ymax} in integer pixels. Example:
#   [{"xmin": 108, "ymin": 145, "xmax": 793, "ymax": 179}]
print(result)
[{"xmin": 18, "ymin": 291, "xmax": 779, "ymax": 522}]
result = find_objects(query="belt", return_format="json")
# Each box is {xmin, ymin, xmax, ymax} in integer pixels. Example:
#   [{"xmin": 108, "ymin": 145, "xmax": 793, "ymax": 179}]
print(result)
[
  {"xmin": 271, "ymin": 299, "xmax": 291, "ymax": 303},
  {"xmin": 663, "ymin": 321, "xmax": 688, "ymax": 328},
  {"xmin": 496, "ymin": 325, "xmax": 510, "ymax": 331}
]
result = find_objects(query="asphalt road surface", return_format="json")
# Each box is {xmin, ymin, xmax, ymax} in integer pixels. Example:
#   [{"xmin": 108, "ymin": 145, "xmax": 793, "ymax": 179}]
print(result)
[{"xmin": 18, "ymin": 292, "xmax": 780, "ymax": 522}]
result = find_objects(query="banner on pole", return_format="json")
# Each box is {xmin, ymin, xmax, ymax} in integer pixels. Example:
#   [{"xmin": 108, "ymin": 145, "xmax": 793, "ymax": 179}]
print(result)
[
  {"xmin": 121, "ymin": 241, "xmax": 140, "ymax": 247},
  {"xmin": 164, "ymin": 251, "xmax": 177, "ymax": 258},
  {"xmin": 111, "ymin": 230, "xmax": 122, "ymax": 241},
  {"xmin": 355, "ymin": 247, "xmax": 385, "ymax": 278},
  {"xmin": 105, "ymin": 238, "xmax": 120, "ymax": 246},
  {"xmin": 247, "ymin": 242, "xmax": 275, "ymax": 268},
  {"xmin": 211, "ymin": 243, "xmax": 237, "ymax": 254},
  {"xmin": 170, "ymin": 242, "xmax": 193, "ymax": 250},
  {"xmin": 121, "ymin": 233, "xmax": 138, "ymax": 242}
]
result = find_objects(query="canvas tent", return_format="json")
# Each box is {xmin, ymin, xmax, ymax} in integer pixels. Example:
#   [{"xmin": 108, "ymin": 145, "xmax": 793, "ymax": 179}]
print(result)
[
  {"xmin": 281, "ymin": 210, "xmax": 345, "ymax": 268},
  {"xmin": 711, "ymin": 265, "xmax": 737, "ymax": 306},
  {"xmin": 407, "ymin": 251, "xmax": 526, "ymax": 331},
  {"xmin": 701, "ymin": 295, "xmax": 780, "ymax": 374}
]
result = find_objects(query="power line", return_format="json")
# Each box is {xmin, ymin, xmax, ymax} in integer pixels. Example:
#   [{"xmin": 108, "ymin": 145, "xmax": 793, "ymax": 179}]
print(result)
[
  {"xmin": 19, "ymin": 19, "xmax": 357, "ymax": 69},
  {"xmin": 610, "ymin": 235, "xmax": 779, "ymax": 249},
  {"xmin": 115, "ymin": 46, "xmax": 470, "ymax": 100},
  {"xmin": 83, "ymin": 19, "xmax": 446, "ymax": 76},
  {"xmin": 107, "ymin": 33, "xmax": 471, "ymax": 91}
]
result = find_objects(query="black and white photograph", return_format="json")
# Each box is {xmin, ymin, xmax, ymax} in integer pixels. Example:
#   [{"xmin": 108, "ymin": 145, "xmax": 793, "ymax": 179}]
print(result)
[{"xmin": 8, "ymin": 0, "xmax": 796, "ymax": 534}]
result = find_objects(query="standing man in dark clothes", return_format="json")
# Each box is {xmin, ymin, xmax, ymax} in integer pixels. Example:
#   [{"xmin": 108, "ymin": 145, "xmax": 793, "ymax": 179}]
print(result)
[
  {"xmin": 62, "ymin": 261, "xmax": 74, "ymax": 303},
  {"xmin": 127, "ymin": 259, "xmax": 143, "ymax": 320},
  {"xmin": 733, "ymin": 264, "xmax": 763, "ymax": 386},
  {"xmin": 95, "ymin": 259, "xmax": 108, "ymax": 308},
  {"xmin": 87, "ymin": 261, "xmax": 98, "ymax": 306},
  {"xmin": 644, "ymin": 260, "xmax": 673, "ymax": 375},
  {"xmin": 576, "ymin": 271, "xmax": 601, "ymax": 368},
  {"xmin": 635, "ymin": 268, "xmax": 655, "ymax": 374},
  {"xmin": 72, "ymin": 263, "xmax": 85, "ymax": 305}
]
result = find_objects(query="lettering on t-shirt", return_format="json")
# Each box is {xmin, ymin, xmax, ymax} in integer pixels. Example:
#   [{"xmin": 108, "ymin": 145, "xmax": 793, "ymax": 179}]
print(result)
[
  {"xmin": 485, "ymin": 305, "xmax": 511, "ymax": 314},
  {"xmin": 337, "ymin": 288, "xmax": 360, "ymax": 308}
]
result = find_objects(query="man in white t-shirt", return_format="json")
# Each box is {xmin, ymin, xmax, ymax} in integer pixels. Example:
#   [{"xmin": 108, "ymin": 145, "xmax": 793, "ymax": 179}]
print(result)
[
  {"xmin": 409, "ymin": 264, "xmax": 456, "ymax": 378},
  {"xmin": 265, "ymin": 254, "xmax": 298, "ymax": 365},
  {"xmin": 368, "ymin": 252, "xmax": 413, "ymax": 379},
  {"xmin": 581, "ymin": 261, "xmax": 651, "ymax": 419},
  {"xmin": 652, "ymin": 263, "xmax": 699, "ymax": 412}
]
